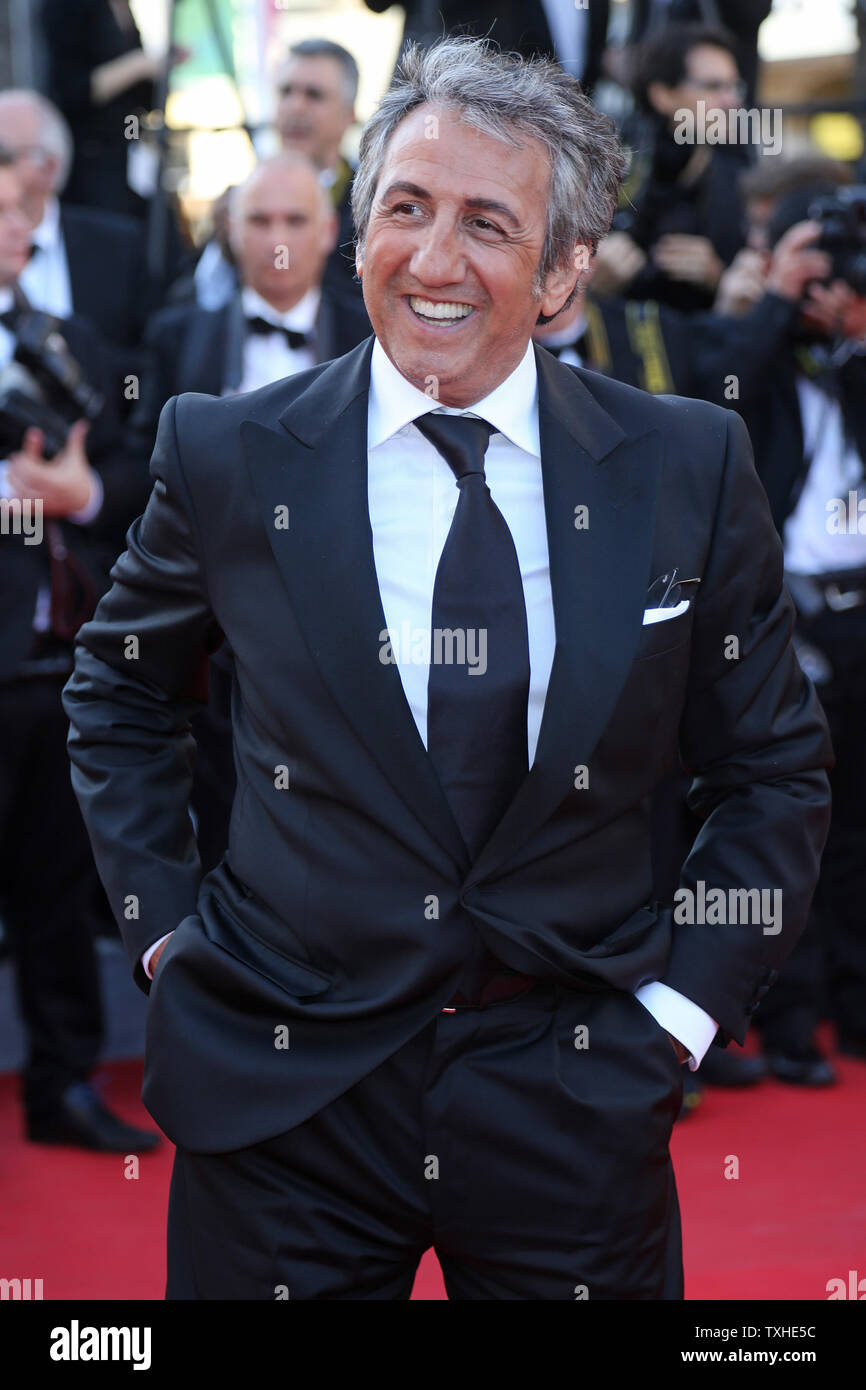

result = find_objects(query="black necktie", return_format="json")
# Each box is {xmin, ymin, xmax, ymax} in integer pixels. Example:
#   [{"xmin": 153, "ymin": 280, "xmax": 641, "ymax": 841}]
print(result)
[
  {"xmin": 245, "ymin": 316, "xmax": 310, "ymax": 350},
  {"xmin": 414, "ymin": 411, "xmax": 530, "ymax": 862}
]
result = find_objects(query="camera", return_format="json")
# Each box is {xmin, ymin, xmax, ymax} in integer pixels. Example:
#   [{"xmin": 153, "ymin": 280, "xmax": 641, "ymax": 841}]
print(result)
[
  {"xmin": 809, "ymin": 187, "xmax": 866, "ymax": 296},
  {"xmin": 0, "ymin": 311, "xmax": 103, "ymax": 460}
]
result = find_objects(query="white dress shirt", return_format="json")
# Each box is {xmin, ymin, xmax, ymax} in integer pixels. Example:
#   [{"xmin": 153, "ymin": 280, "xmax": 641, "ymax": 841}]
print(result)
[
  {"xmin": 18, "ymin": 196, "xmax": 73, "ymax": 320},
  {"xmin": 144, "ymin": 336, "xmax": 720, "ymax": 1071},
  {"xmin": 236, "ymin": 285, "xmax": 319, "ymax": 395},
  {"xmin": 783, "ymin": 375, "xmax": 866, "ymax": 575}
]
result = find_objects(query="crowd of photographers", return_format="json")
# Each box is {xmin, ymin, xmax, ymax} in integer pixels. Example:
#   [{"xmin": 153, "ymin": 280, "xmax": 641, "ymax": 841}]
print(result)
[{"xmin": 1, "ymin": 6, "xmax": 865, "ymax": 1148}]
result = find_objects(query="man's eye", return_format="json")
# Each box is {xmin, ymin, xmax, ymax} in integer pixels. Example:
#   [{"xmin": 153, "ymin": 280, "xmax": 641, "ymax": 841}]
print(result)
[
  {"xmin": 391, "ymin": 202, "xmax": 421, "ymax": 215},
  {"xmin": 470, "ymin": 218, "xmax": 501, "ymax": 233}
]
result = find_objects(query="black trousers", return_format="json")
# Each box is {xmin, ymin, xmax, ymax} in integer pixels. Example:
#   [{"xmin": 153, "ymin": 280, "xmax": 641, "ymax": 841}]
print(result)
[
  {"xmin": 166, "ymin": 982, "xmax": 684, "ymax": 1300},
  {"xmin": 0, "ymin": 674, "xmax": 103, "ymax": 1119},
  {"xmin": 754, "ymin": 600, "xmax": 866, "ymax": 1045}
]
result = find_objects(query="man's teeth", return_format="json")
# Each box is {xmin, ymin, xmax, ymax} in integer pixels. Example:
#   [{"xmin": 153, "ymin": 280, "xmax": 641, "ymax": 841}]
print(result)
[{"xmin": 409, "ymin": 296, "xmax": 474, "ymax": 321}]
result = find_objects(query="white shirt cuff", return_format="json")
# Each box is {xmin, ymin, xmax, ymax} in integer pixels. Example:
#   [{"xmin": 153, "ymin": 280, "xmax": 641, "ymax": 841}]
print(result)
[
  {"xmin": 141, "ymin": 932, "xmax": 173, "ymax": 979},
  {"xmin": 67, "ymin": 469, "xmax": 103, "ymax": 524},
  {"xmin": 633, "ymin": 981, "xmax": 719, "ymax": 1071}
]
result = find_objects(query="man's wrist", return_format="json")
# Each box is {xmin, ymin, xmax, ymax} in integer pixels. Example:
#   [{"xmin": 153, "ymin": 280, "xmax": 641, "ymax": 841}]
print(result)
[{"xmin": 666, "ymin": 1032, "xmax": 690, "ymax": 1064}]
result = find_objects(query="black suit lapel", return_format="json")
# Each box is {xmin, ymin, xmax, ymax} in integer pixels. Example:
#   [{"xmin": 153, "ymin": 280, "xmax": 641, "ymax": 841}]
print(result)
[
  {"xmin": 240, "ymin": 336, "xmax": 468, "ymax": 867},
  {"xmin": 465, "ymin": 347, "xmax": 664, "ymax": 888}
]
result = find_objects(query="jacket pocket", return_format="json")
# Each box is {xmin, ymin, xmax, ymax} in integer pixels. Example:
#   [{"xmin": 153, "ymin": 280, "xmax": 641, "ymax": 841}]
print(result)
[{"xmin": 204, "ymin": 890, "xmax": 333, "ymax": 999}]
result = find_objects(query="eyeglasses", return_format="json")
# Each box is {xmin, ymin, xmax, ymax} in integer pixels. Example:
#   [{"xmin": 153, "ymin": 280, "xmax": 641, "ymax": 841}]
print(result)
[
  {"xmin": 7, "ymin": 145, "xmax": 54, "ymax": 167},
  {"xmin": 682, "ymin": 78, "xmax": 747, "ymax": 101},
  {"xmin": 277, "ymin": 83, "xmax": 329, "ymax": 103},
  {"xmin": 646, "ymin": 569, "xmax": 701, "ymax": 609}
]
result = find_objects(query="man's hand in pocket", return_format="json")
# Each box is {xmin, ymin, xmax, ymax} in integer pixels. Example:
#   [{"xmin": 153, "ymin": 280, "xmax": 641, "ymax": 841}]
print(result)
[
  {"xmin": 665, "ymin": 1032, "xmax": 690, "ymax": 1064},
  {"xmin": 149, "ymin": 933, "xmax": 174, "ymax": 974}
]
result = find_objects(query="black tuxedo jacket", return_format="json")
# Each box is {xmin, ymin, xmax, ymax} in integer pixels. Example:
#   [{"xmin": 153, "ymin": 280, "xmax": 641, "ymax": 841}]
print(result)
[
  {"xmin": 63, "ymin": 336, "xmax": 832, "ymax": 1151},
  {"xmin": 0, "ymin": 313, "xmax": 152, "ymax": 682},
  {"xmin": 127, "ymin": 288, "xmax": 372, "ymax": 462}
]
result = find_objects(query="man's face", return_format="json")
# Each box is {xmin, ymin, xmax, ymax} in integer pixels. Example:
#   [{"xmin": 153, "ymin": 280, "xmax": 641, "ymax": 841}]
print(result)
[
  {"xmin": 275, "ymin": 56, "xmax": 354, "ymax": 169},
  {"xmin": 356, "ymin": 104, "xmax": 581, "ymax": 406},
  {"xmin": 0, "ymin": 102, "xmax": 58, "ymax": 220},
  {"xmin": 0, "ymin": 167, "xmax": 33, "ymax": 283},
  {"xmin": 229, "ymin": 164, "xmax": 337, "ymax": 306},
  {"xmin": 651, "ymin": 43, "xmax": 744, "ymax": 127}
]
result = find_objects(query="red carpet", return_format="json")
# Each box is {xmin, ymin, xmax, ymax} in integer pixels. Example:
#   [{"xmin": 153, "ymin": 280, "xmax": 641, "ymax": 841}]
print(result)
[{"xmin": 2, "ymin": 1036, "xmax": 863, "ymax": 1300}]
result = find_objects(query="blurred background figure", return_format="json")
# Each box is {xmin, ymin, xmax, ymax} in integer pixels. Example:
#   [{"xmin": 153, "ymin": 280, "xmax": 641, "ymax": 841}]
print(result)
[
  {"xmin": 733, "ymin": 172, "xmax": 866, "ymax": 1083},
  {"xmin": 0, "ymin": 149, "xmax": 156, "ymax": 1150},
  {"xmin": 174, "ymin": 37, "xmax": 365, "ymax": 314},
  {"xmin": 274, "ymin": 38, "xmax": 364, "ymax": 305},
  {"xmin": 361, "ymin": 0, "xmax": 612, "ymax": 93},
  {"xmin": 607, "ymin": 23, "xmax": 752, "ymax": 312},
  {"xmin": 128, "ymin": 151, "xmax": 371, "ymax": 874},
  {"xmin": 0, "ymin": 89, "xmax": 154, "ymax": 369},
  {"xmin": 621, "ymin": 2, "xmax": 771, "ymax": 105},
  {"xmin": 38, "ymin": 0, "xmax": 186, "ymax": 220}
]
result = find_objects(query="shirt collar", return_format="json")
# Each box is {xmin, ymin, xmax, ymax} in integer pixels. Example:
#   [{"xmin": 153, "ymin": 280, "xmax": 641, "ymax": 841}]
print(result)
[
  {"xmin": 241, "ymin": 284, "xmax": 320, "ymax": 332},
  {"xmin": 367, "ymin": 335, "xmax": 540, "ymax": 456},
  {"xmin": 31, "ymin": 195, "xmax": 62, "ymax": 252},
  {"xmin": 0, "ymin": 286, "xmax": 14, "ymax": 313}
]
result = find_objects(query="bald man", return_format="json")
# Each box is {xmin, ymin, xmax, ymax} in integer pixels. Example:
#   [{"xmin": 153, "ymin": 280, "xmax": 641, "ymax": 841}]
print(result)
[
  {"xmin": 131, "ymin": 154, "xmax": 370, "ymax": 439},
  {"xmin": 127, "ymin": 152, "xmax": 372, "ymax": 871}
]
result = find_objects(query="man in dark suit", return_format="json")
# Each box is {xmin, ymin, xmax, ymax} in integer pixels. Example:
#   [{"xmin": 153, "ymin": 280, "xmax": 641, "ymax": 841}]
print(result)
[
  {"xmin": 0, "ymin": 153, "xmax": 156, "ymax": 1150},
  {"xmin": 63, "ymin": 37, "xmax": 831, "ymax": 1299},
  {"xmin": 274, "ymin": 39, "xmax": 364, "ymax": 305},
  {"xmin": 0, "ymin": 90, "xmax": 154, "ymax": 374},
  {"xmin": 733, "ymin": 185, "xmax": 866, "ymax": 1082},
  {"xmin": 129, "ymin": 150, "xmax": 371, "ymax": 872}
]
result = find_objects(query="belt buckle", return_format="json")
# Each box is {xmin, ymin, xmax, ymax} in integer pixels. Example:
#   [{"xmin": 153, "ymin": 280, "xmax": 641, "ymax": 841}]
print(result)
[{"xmin": 825, "ymin": 581, "xmax": 865, "ymax": 611}]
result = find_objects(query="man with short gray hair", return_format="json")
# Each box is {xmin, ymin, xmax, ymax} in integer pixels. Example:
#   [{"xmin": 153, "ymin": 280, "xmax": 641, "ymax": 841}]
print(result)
[
  {"xmin": 275, "ymin": 38, "xmax": 363, "ymax": 303},
  {"xmin": 64, "ymin": 36, "xmax": 831, "ymax": 1299},
  {"xmin": 0, "ymin": 88, "xmax": 152, "ymax": 355}
]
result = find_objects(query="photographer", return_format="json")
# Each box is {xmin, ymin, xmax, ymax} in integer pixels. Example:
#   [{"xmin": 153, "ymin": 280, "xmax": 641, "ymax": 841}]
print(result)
[
  {"xmin": 728, "ymin": 178, "xmax": 866, "ymax": 1085},
  {"xmin": 606, "ymin": 23, "xmax": 751, "ymax": 314},
  {"xmin": 0, "ymin": 151, "xmax": 156, "ymax": 1150}
]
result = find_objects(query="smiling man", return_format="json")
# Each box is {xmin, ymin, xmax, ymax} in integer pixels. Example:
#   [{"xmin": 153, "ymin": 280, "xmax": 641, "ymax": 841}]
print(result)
[{"xmin": 63, "ymin": 37, "xmax": 831, "ymax": 1299}]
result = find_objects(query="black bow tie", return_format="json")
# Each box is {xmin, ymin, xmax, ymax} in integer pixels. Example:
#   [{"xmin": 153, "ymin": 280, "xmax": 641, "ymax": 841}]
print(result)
[{"xmin": 245, "ymin": 316, "xmax": 311, "ymax": 350}]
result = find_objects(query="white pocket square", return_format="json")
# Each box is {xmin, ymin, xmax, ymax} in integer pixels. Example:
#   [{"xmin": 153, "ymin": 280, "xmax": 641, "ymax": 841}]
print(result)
[{"xmin": 642, "ymin": 598, "xmax": 691, "ymax": 626}]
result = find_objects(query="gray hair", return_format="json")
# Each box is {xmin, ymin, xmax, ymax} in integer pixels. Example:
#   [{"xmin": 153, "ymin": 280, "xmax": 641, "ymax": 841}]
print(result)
[
  {"xmin": 351, "ymin": 37, "xmax": 625, "ymax": 318},
  {"xmin": 286, "ymin": 39, "xmax": 359, "ymax": 107},
  {"xmin": 0, "ymin": 90, "xmax": 73, "ymax": 192}
]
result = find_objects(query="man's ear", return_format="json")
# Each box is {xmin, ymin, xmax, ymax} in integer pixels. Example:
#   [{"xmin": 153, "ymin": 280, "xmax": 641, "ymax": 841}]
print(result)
[{"xmin": 538, "ymin": 242, "xmax": 591, "ymax": 319}]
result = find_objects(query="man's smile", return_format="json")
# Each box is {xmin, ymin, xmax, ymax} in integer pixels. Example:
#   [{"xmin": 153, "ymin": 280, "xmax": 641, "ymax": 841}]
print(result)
[{"xmin": 404, "ymin": 293, "xmax": 479, "ymax": 328}]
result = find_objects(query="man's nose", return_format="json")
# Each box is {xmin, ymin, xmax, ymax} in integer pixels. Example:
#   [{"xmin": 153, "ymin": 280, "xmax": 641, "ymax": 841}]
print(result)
[{"xmin": 409, "ymin": 215, "xmax": 466, "ymax": 285}]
